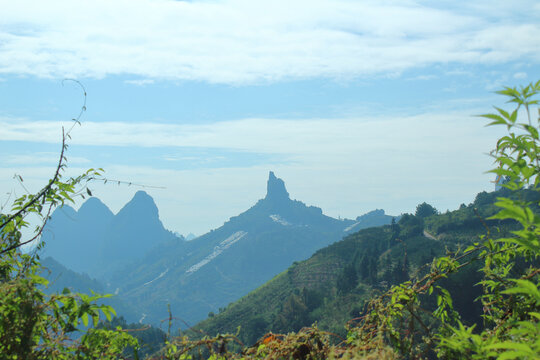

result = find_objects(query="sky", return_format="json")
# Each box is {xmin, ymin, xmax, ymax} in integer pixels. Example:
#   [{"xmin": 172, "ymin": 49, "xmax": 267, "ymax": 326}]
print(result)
[{"xmin": 1, "ymin": 0, "xmax": 540, "ymax": 237}]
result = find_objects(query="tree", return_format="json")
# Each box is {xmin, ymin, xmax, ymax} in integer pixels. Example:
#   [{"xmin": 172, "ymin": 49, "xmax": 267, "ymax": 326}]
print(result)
[
  {"xmin": 398, "ymin": 213, "xmax": 423, "ymax": 237},
  {"xmin": 473, "ymin": 191, "xmax": 492, "ymax": 206},
  {"xmin": 358, "ymin": 255, "xmax": 370, "ymax": 279},
  {"xmin": 390, "ymin": 217, "xmax": 400, "ymax": 240},
  {"xmin": 415, "ymin": 202, "xmax": 438, "ymax": 218},
  {"xmin": 272, "ymin": 293, "xmax": 310, "ymax": 333},
  {"xmin": 368, "ymin": 257, "xmax": 378, "ymax": 284},
  {"xmin": 336, "ymin": 263, "xmax": 358, "ymax": 294}
]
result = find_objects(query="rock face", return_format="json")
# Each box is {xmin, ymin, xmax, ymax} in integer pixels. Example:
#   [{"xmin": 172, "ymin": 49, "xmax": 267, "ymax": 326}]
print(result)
[{"xmin": 265, "ymin": 171, "xmax": 290, "ymax": 202}]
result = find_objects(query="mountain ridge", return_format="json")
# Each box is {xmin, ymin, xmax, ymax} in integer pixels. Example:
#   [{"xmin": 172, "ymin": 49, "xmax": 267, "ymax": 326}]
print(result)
[
  {"xmin": 41, "ymin": 190, "xmax": 179, "ymax": 279},
  {"xmin": 104, "ymin": 171, "xmax": 396, "ymax": 326},
  {"xmin": 41, "ymin": 171, "xmax": 396, "ymax": 326}
]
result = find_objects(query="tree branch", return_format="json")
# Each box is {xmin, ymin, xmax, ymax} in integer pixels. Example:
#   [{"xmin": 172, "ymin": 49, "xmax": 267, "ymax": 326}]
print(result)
[{"xmin": 0, "ymin": 130, "xmax": 67, "ymax": 254}]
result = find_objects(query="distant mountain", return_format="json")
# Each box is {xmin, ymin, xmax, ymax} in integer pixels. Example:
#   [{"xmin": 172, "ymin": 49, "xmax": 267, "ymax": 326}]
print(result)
[
  {"xmin": 343, "ymin": 209, "xmax": 399, "ymax": 233},
  {"xmin": 41, "ymin": 256, "xmax": 105, "ymax": 294},
  {"xmin": 107, "ymin": 172, "xmax": 396, "ymax": 326},
  {"xmin": 41, "ymin": 191, "xmax": 179, "ymax": 278},
  {"xmin": 174, "ymin": 232, "xmax": 195, "ymax": 241},
  {"xmin": 40, "ymin": 257, "xmax": 139, "ymax": 322},
  {"xmin": 39, "ymin": 172, "xmax": 396, "ymax": 327},
  {"xmin": 185, "ymin": 233, "xmax": 197, "ymax": 241},
  {"xmin": 41, "ymin": 197, "xmax": 114, "ymax": 276},
  {"xmin": 99, "ymin": 191, "xmax": 178, "ymax": 268}
]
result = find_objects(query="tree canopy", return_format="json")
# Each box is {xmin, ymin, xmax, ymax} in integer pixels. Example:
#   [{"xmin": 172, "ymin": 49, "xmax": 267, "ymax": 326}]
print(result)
[{"xmin": 415, "ymin": 202, "xmax": 438, "ymax": 218}]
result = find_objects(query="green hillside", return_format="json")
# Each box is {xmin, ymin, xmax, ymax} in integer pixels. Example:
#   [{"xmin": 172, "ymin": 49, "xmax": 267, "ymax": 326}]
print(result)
[{"xmin": 189, "ymin": 187, "xmax": 530, "ymax": 345}]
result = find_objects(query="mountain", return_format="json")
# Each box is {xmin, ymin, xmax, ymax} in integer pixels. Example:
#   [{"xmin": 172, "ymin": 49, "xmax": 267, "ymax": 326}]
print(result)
[
  {"xmin": 41, "ymin": 191, "xmax": 179, "ymax": 279},
  {"xmin": 39, "ymin": 257, "xmax": 139, "ymax": 323},
  {"xmin": 99, "ymin": 191, "xmax": 178, "ymax": 268},
  {"xmin": 106, "ymin": 172, "xmax": 395, "ymax": 326},
  {"xmin": 344, "ymin": 209, "xmax": 398, "ymax": 233},
  {"xmin": 190, "ymin": 188, "xmax": 527, "ymax": 345},
  {"xmin": 39, "ymin": 172, "xmax": 396, "ymax": 326},
  {"xmin": 41, "ymin": 256, "xmax": 105, "ymax": 295},
  {"xmin": 185, "ymin": 233, "xmax": 197, "ymax": 241},
  {"xmin": 41, "ymin": 197, "xmax": 114, "ymax": 275},
  {"xmin": 175, "ymin": 232, "xmax": 196, "ymax": 241}
]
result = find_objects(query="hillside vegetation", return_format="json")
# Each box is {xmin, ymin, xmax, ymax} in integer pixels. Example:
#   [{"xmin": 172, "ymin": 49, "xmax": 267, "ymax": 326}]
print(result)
[{"xmin": 189, "ymin": 187, "xmax": 524, "ymax": 345}]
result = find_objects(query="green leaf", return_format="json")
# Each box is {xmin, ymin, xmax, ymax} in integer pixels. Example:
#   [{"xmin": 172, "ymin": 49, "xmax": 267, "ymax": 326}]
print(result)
[
  {"xmin": 501, "ymin": 279, "xmax": 540, "ymax": 303},
  {"xmin": 480, "ymin": 113, "xmax": 508, "ymax": 126},
  {"xmin": 485, "ymin": 341, "xmax": 533, "ymax": 353},
  {"xmin": 82, "ymin": 312, "xmax": 89, "ymax": 327},
  {"xmin": 498, "ymin": 351, "xmax": 532, "ymax": 360}
]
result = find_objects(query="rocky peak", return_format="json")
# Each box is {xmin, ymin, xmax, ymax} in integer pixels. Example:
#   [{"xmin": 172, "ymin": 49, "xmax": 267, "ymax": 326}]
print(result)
[
  {"xmin": 116, "ymin": 190, "xmax": 159, "ymax": 221},
  {"xmin": 265, "ymin": 171, "xmax": 290, "ymax": 202},
  {"xmin": 78, "ymin": 197, "xmax": 114, "ymax": 219},
  {"xmin": 356, "ymin": 209, "xmax": 385, "ymax": 220},
  {"xmin": 132, "ymin": 190, "xmax": 154, "ymax": 203}
]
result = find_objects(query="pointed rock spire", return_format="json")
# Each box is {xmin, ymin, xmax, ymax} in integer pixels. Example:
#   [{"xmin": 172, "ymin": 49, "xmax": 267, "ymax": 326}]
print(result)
[{"xmin": 265, "ymin": 171, "xmax": 290, "ymax": 202}]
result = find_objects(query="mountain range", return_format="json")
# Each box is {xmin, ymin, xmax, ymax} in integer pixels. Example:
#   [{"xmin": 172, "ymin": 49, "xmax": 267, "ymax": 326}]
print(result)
[
  {"xmin": 41, "ymin": 171, "xmax": 396, "ymax": 326},
  {"xmin": 41, "ymin": 191, "xmax": 180, "ymax": 278}
]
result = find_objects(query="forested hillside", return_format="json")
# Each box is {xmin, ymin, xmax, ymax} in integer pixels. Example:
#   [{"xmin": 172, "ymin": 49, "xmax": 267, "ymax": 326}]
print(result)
[{"xmin": 189, "ymin": 186, "xmax": 528, "ymax": 345}]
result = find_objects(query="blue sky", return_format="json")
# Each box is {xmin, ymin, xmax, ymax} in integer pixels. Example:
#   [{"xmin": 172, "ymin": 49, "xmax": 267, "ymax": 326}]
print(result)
[{"xmin": 1, "ymin": 0, "xmax": 540, "ymax": 236}]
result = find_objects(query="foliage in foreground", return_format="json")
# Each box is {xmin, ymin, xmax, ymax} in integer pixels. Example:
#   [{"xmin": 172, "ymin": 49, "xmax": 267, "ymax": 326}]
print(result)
[
  {"xmin": 155, "ymin": 82, "xmax": 540, "ymax": 359},
  {"xmin": 0, "ymin": 88, "xmax": 138, "ymax": 359}
]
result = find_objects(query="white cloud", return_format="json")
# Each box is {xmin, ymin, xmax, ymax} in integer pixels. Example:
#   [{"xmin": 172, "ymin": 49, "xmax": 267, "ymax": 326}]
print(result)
[
  {"xmin": 408, "ymin": 74, "xmax": 437, "ymax": 81},
  {"xmin": 0, "ymin": 110, "xmax": 506, "ymax": 235},
  {"xmin": 2, "ymin": 152, "xmax": 90, "ymax": 165},
  {"xmin": 0, "ymin": 112, "xmax": 503, "ymax": 160},
  {"xmin": 0, "ymin": 1, "xmax": 538, "ymax": 84},
  {"xmin": 124, "ymin": 79, "xmax": 155, "ymax": 86}
]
